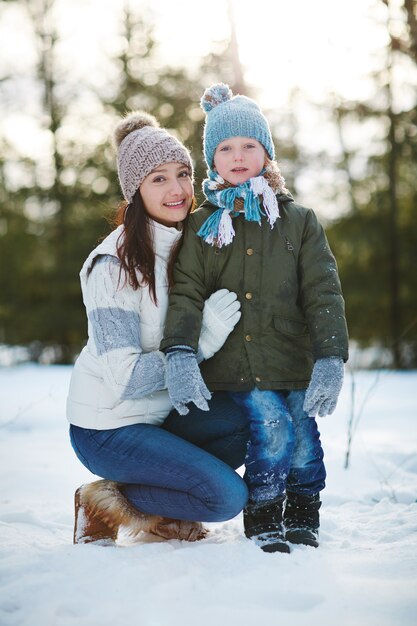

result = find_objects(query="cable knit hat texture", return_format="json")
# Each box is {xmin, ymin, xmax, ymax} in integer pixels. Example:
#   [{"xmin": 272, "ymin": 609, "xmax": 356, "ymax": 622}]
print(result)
[
  {"xmin": 114, "ymin": 111, "xmax": 193, "ymax": 203},
  {"xmin": 200, "ymin": 83, "xmax": 275, "ymax": 168}
]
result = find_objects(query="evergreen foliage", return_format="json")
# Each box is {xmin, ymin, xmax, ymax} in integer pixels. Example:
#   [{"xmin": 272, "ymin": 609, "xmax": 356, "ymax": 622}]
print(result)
[
  {"xmin": 0, "ymin": 0, "xmax": 415, "ymax": 366},
  {"xmin": 326, "ymin": 1, "xmax": 417, "ymax": 367}
]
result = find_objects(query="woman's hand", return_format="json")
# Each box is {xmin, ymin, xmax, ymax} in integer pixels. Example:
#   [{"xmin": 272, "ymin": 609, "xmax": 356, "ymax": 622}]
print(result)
[{"xmin": 166, "ymin": 348, "xmax": 211, "ymax": 415}]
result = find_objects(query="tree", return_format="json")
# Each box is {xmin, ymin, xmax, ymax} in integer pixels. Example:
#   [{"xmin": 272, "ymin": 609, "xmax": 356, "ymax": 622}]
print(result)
[
  {"xmin": 0, "ymin": 0, "xmax": 112, "ymax": 362},
  {"xmin": 325, "ymin": 0, "xmax": 417, "ymax": 367},
  {"xmin": 0, "ymin": 0, "xmax": 304, "ymax": 362},
  {"xmin": 0, "ymin": 2, "xmax": 214, "ymax": 360}
]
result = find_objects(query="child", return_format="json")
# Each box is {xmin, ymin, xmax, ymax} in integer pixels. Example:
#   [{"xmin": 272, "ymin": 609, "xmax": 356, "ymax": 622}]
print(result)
[{"xmin": 161, "ymin": 83, "xmax": 349, "ymax": 553}]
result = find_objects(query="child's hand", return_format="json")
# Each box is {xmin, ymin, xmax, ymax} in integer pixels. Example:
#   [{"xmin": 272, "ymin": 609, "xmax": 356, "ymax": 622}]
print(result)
[
  {"xmin": 166, "ymin": 349, "xmax": 211, "ymax": 415},
  {"xmin": 197, "ymin": 289, "xmax": 241, "ymax": 361},
  {"xmin": 303, "ymin": 357, "xmax": 344, "ymax": 417}
]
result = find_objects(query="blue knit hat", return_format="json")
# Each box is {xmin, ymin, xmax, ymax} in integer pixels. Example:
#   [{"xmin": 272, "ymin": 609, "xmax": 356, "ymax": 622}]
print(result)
[{"xmin": 200, "ymin": 83, "xmax": 275, "ymax": 168}]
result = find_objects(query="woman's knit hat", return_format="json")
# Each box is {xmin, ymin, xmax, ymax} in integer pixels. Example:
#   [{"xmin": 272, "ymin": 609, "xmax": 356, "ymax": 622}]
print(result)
[
  {"xmin": 200, "ymin": 83, "xmax": 275, "ymax": 168},
  {"xmin": 114, "ymin": 111, "xmax": 193, "ymax": 203}
]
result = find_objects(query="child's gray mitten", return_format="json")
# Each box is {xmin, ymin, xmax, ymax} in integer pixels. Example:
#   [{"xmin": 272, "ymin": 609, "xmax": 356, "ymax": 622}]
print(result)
[
  {"xmin": 166, "ymin": 349, "xmax": 211, "ymax": 415},
  {"xmin": 197, "ymin": 289, "xmax": 241, "ymax": 362},
  {"xmin": 303, "ymin": 357, "xmax": 344, "ymax": 417}
]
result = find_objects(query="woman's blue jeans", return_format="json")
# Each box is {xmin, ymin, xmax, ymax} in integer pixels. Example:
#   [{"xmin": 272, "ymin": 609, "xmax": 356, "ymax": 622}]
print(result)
[
  {"xmin": 229, "ymin": 388, "xmax": 326, "ymax": 505},
  {"xmin": 69, "ymin": 392, "xmax": 249, "ymax": 523}
]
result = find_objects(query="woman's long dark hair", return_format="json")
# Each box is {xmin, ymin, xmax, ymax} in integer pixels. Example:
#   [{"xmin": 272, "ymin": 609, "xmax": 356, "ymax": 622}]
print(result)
[{"xmin": 114, "ymin": 189, "xmax": 195, "ymax": 304}]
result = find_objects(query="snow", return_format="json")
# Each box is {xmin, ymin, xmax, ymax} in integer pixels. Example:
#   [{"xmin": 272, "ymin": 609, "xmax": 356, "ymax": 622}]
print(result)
[{"xmin": 0, "ymin": 364, "xmax": 416, "ymax": 626}]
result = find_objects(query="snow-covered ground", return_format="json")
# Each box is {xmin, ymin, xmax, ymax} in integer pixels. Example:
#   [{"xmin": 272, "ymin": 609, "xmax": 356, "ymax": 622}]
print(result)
[{"xmin": 0, "ymin": 365, "xmax": 416, "ymax": 626}]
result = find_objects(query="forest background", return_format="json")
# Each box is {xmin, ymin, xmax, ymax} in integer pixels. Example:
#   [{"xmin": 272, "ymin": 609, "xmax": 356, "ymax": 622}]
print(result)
[{"xmin": 0, "ymin": 0, "xmax": 416, "ymax": 369}]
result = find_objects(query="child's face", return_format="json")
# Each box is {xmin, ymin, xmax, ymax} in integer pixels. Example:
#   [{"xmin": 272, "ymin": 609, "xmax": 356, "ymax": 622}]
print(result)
[{"xmin": 213, "ymin": 137, "xmax": 266, "ymax": 186}]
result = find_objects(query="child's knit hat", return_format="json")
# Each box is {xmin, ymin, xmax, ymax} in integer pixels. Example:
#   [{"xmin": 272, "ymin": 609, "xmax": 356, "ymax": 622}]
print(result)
[
  {"xmin": 114, "ymin": 111, "xmax": 193, "ymax": 203},
  {"xmin": 200, "ymin": 83, "xmax": 275, "ymax": 168}
]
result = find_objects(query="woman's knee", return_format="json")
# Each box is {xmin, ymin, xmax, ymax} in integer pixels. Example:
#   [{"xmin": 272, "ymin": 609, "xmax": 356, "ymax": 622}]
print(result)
[
  {"xmin": 206, "ymin": 471, "xmax": 249, "ymax": 522},
  {"xmin": 223, "ymin": 475, "xmax": 249, "ymax": 520}
]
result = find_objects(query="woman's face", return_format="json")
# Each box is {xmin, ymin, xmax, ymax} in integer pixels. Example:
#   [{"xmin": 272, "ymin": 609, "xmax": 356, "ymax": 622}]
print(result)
[{"xmin": 140, "ymin": 162, "xmax": 193, "ymax": 227}]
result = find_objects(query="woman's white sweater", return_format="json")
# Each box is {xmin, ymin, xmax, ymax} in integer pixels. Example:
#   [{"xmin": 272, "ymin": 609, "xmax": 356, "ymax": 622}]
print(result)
[{"xmin": 66, "ymin": 220, "xmax": 182, "ymax": 429}]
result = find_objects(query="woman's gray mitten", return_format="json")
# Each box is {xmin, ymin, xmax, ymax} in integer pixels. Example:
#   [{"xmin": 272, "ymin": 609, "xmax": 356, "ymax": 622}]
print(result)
[
  {"xmin": 303, "ymin": 357, "xmax": 344, "ymax": 417},
  {"xmin": 123, "ymin": 351, "xmax": 167, "ymax": 399},
  {"xmin": 166, "ymin": 350, "xmax": 211, "ymax": 415}
]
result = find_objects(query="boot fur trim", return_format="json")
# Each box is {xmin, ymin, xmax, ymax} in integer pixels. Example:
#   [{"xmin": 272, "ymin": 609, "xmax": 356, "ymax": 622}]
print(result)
[
  {"xmin": 75, "ymin": 480, "xmax": 208, "ymax": 543},
  {"xmin": 76, "ymin": 480, "xmax": 165, "ymax": 539}
]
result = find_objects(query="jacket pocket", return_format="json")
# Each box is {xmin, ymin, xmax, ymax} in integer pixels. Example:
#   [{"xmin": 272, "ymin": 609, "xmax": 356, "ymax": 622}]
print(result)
[{"xmin": 273, "ymin": 315, "xmax": 308, "ymax": 337}]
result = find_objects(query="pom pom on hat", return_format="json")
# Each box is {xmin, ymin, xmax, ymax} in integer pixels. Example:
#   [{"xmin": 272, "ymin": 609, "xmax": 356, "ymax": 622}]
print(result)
[
  {"xmin": 200, "ymin": 83, "xmax": 233, "ymax": 113},
  {"xmin": 114, "ymin": 110, "xmax": 192, "ymax": 203},
  {"xmin": 114, "ymin": 111, "xmax": 159, "ymax": 148},
  {"xmin": 200, "ymin": 82, "xmax": 275, "ymax": 167}
]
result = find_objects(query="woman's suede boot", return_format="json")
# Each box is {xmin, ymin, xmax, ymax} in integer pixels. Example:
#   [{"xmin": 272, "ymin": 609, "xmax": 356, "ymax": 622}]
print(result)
[
  {"xmin": 243, "ymin": 496, "xmax": 291, "ymax": 554},
  {"xmin": 284, "ymin": 491, "xmax": 321, "ymax": 547},
  {"xmin": 74, "ymin": 480, "xmax": 207, "ymax": 545}
]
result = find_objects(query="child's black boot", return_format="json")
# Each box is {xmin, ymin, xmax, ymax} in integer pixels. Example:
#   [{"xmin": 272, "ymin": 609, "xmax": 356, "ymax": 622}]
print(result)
[
  {"xmin": 244, "ymin": 497, "xmax": 291, "ymax": 554},
  {"xmin": 284, "ymin": 491, "xmax": 321, "ymax": 547}
]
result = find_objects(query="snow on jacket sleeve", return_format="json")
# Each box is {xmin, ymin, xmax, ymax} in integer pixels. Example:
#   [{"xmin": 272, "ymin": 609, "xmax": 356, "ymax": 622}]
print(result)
[{"xmin": 84, "ymin": 255, "xmax": 167, "ymax": 400}]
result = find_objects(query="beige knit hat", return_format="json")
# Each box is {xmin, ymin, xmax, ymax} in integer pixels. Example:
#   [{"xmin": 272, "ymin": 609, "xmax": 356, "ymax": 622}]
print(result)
[{"xmin": 114, "ymin": 111, "xmax": 193, "ymax": 203}]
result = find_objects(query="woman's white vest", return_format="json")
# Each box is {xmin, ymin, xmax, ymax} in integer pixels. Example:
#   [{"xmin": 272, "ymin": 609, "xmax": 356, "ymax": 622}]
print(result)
[{"xmin": 66, "ymin": 221, "xmax": 182, "ymax": 429}]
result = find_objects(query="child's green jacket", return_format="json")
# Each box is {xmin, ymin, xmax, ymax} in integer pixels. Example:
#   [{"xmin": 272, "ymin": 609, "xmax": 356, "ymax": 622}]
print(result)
[{"xmin": 161, "ymin": 194, "xmax": 349, "ymax": 391}]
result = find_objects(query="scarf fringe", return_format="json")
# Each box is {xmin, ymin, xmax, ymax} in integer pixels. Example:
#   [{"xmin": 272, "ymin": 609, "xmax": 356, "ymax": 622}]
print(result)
[
  {"xmin": 250, "ymin": 176, "xmax": 280, "ymax": 227},
  {"xmin": 244, "ymin": 189, "xmax": 263, "ymax": 224},
  {"xmin": 197, "ymin": 208, "xmax": 235, "ymax": 247},
  {"xmin": 200, "ymin": 169, "xmax": 282, "ymax": 247}
]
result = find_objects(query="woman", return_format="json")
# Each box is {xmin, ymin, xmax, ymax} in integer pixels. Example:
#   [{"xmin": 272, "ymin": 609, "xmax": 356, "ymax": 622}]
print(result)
[{"xmin": 67, "ymin": 111, "xmax": 249, "ymax": 545}]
